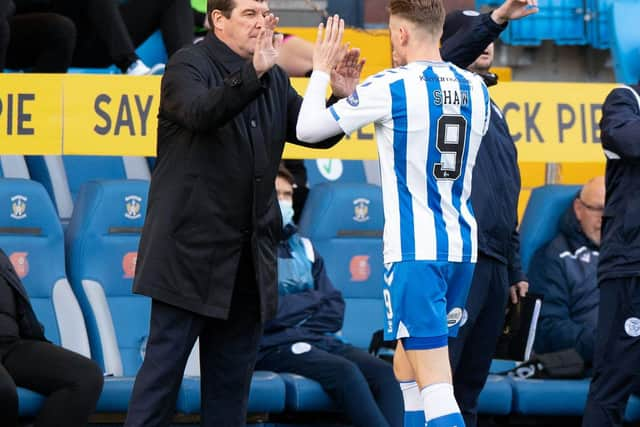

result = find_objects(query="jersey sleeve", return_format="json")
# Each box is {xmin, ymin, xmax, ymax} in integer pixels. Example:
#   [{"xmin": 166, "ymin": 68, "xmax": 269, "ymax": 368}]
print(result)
[{"xmin": 329, "ymin": 74, "xmax": 392, "ymax": 135}]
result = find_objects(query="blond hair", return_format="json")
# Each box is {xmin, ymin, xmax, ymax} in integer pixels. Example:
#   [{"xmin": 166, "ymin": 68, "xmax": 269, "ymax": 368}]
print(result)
[{"xmin": 389, "ymin": 0, "xmax": 445, "ymax": 36}]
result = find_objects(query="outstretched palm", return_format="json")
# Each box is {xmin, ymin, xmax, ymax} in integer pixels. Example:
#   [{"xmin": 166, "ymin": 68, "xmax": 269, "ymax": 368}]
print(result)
[
  {"xmin": 253, "ymin": 14, "xmax": 283, "ymax": 77},
  {"xmin": 331, "ymin": 48, "xmax": 365, "ymax": 99}
]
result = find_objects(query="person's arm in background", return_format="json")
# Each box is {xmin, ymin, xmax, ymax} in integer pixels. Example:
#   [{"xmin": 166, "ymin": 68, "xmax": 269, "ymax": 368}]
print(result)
[
  {"xmin": 300, "ymin": 253, "xmax": 345, "ymax": 333},
  {"xmin": 600, "ymin": 86, "xmax": 640, "ymax": 161},
  {"xmin": 0, "ymin": 0, "xmax": 14, "ymax": 71},
  {"xmin": 507, "ymin": 226, "xmax": 529, "ymax": 303},
  {"xmin": 441, "ymin": 0, "xmax": 538, "ymax": 69},
  {"xmin": 528, "ymin": 247, "xmax": 595, "ymax": 362}
]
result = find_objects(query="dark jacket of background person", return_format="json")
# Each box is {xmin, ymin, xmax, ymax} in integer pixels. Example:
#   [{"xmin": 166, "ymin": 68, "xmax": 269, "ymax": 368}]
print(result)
[
  {"xmin": 440, "ymin": 12, "xmax": 507, "ymax": 71},
  {"xmin": 471, "ymin": 98, "xmax": 526, "ymax": 284},
  {"xmin": 529, "ymin": 205, "xmax": 599, "ymax": 363},
  {"xmin": 259, "ymin": 224, "xmax": 344, "ymax": 351},
  {"xmin": 133, "ymin": 32, "xmax": 342, "ymax": 322},
  {"xmin": 0, "ymin": 0, "xmax": 75, "ymax": 72},
  {"xmin": 598, "ymin": 83, "xmax": 640, "ymax": 281},
  {"xmin": 0, "ymin": 249, "xmax": 46, "ymax": 341}
]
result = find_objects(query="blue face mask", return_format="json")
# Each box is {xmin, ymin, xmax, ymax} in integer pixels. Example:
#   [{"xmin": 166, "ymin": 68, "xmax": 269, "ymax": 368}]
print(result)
[{"xmin": 279, "ymin": 199, "xmax": 294, "ymax": 226}]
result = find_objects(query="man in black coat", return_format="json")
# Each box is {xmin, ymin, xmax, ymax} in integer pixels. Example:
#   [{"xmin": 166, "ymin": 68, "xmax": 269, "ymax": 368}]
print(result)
[
  {"xmin": 583, "ymin": 83, "xmax": 640, "ymax": 427},
  {"xmin": 0, "ymin": 249, "xmax": 104, "ymax": 427},
  {"xmin": 124, "ymin": 1, "xmax": 357, "ymax": 426}
]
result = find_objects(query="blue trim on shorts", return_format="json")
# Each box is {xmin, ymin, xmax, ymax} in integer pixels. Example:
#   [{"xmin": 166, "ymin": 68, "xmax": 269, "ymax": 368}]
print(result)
[{"xmin": 402, "ymin": 335, "xmax": 448, "ymax": 350}]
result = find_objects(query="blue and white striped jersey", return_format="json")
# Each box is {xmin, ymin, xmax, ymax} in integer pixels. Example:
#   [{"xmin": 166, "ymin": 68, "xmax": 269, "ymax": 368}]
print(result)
[{"xmin": 330, "ymin": 61, "xmax": 490, "ymax": 264}]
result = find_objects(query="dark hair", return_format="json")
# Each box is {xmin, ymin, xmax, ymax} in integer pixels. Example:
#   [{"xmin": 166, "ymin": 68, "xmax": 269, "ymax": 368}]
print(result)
[
  {"xmin": 389, "ymin": 0, "xmax": 446, "ymax": 36},
  {"xmin": 277, "ymin": 163, "xmax": 296, "ymax": 186},
  {"xmin": 207, "ymin": 0, "xmax": 267, "ymax": 27}
]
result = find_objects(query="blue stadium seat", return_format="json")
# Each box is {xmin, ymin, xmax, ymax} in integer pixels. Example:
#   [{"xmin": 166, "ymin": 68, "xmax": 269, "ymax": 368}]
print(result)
[
  {"xmin": 136, "ymin": 30, "xmax": 168, "ymax": 66},
  {"xmin": 65, "ymin": 180, "xmax": 151, "ymax": 411},
  {"xmin": 477, "ymin": 375, "xmax": 513, "ymax": 415},
  {"xmin": 298, "ymin": 183, "xmax": 384, "ymax": 349},
  {"xmin": 608, "ymin": 0, "xmax": 640, "ymax": 84},
  {"xmin": 586, "ymin": 0, "xmax": 612, "ymax": 49},
  {"xmin": 518, "ymin": 184, "xmax": 581, "ymax": 274},
  {"xmin": 476, "ymin": 0, "xmax": 588, "ymax": 46},
  {"xmin": 25, "ymin": 155, "xmax": 150, "ymax": 221},
  {"xmin": 510, "ymin": 377, "xmax": 640, "ymax": 421},
  {"xmin": 304, "ymin": 159, "xmax": 368, "ymax": 187},
  {"xmin": 290, "ymin": 183, "xmax": 385, "ymax": 412},
  {"xmin": 0, "ymin": 178, "xmax": 92, "ymax": 415},
  {"xmin": 65, "ymin": 180, "xmax": 285, "ymax": 414}
]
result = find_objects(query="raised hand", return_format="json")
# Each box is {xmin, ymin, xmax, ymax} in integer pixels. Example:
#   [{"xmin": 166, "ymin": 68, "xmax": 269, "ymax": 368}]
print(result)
[
  {"xmin": 330, "ymin": 48, "xmax": 366, "ymax": 99},
  {"xmin": 312, "ymin": 15, "xmax": 347, "ymax": 74},
  {"xmin": 491, "ymin": 0, "xmax": 539, "ymax": 24},
  {"xmin": 253, "ymin": 14, "xmax": 283, "ymax": 78}
]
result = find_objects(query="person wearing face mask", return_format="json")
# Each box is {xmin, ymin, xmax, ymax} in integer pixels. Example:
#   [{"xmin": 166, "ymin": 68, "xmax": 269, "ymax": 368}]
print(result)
[
  {"xmin": 529, "ymin": 177, "xmax": 605, "ymax": 367},
  {"xmin": 254, "ymin": 164, "xmax": 403, "ymax": 427}
]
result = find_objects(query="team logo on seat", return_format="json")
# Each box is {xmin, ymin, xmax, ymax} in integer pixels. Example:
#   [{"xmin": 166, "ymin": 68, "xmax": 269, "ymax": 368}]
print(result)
[
  {"xmin": 350, "ymin": 255, "xmax": 371, "ymax": 282},
  {"xmin": 10, "ymin": 195, "xmax": 27, "ymax": 220},
  {"xmin": 9, "ymin": 252, "xmax": 29, "ymax": 279},
  {"xmin": 124, "ymin": 195, "xmax": 142, "ymax": 220},
  {"xmin": 122, "ymin": 252, "xmax": 138, "ymax": 278},
  {"xmin": 447, "ymin": 308, "xmax": 463, "ymax": 327},
  {"xmin": 353, "ymin": 198, "xmax": 370, "ymax": 222}
]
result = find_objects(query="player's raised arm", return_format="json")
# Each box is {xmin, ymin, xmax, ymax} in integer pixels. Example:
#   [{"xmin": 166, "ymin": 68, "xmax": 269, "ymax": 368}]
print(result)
[{"xmin": 296, "ymin": 15, "xmax": 353, "ymax": 143}]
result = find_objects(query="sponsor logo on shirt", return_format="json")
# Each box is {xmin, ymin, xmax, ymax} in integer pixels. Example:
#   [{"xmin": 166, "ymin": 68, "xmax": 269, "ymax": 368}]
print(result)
[
  {"xmin": 350, "ymin": 255, "xmax": 371, "ymax": 282},
  {"xmin": 124, "ymin": 195, "xmax": 142, "ymax": 220},
  {"xmin": 10, "ymin": 195, "xmax": 27, "ymax": 220},
  {"xmin": 9, "ymin": 252, "xmax": 29, "ymax": 279}
]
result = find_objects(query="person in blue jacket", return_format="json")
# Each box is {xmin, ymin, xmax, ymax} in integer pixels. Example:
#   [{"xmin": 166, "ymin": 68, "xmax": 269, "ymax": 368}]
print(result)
[
  {"xmin": 529, "ymin": 177, "xmax": 604, "ymax": 365},
  {"xmin": 433, "ymin": 10, "xmax": 529, "ymax": 427},
  {"xmin": 255, "ymin": 165, "xmax": 403, "ymax": 427},
  {"xmin": 583, "ymin": 84, "xmax": 640, "ymax": 427}
]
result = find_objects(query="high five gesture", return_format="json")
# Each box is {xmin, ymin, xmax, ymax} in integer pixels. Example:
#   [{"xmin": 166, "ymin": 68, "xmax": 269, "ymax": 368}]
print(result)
[{"xmin": 253, "ymin": 13, "xmax": 283, "ymax": 78}]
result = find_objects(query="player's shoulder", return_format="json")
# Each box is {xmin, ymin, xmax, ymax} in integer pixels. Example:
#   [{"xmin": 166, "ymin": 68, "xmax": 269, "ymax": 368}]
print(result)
[{"xmin": 360, "ymin": 66, "xmax": 408, "ymax": 88}]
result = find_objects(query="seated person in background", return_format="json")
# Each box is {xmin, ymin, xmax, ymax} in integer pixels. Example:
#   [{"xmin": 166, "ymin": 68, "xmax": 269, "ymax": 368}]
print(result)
[
  {"xmin": 0, "ymin": 0, "xmax": 75, "ymax": 72},
  {"xmin": 528, "ymin": 176, "xmax": 605, "ymax": 366},
  {"xmin": 16, "ymin": 0, "xmax": 192, "ymax": 75},
  {"xmin": 0, "ymin": 249, "xmax": 103, "ymax": 427},
  {"xmin": 255, "ymin": 165, "xmax": 403, "ymax": 427}
]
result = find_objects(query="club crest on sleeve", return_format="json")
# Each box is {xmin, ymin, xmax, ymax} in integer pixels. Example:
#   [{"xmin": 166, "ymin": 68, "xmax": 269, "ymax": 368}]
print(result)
[{"xmin": 347, "ymin": 90, "xmax": 360, "ymax": 107}]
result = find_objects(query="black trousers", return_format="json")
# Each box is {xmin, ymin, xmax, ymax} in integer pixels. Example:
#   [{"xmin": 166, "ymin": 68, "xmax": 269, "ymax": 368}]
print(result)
[
  {"xmin": 448, "ymin": 254, "xmax": 509, "ymax": 427},
  {"xmin": 125, "ymin": 255, "xmax": 263, "ymax": 427},
  {"xmin": 0, "ymin": 12, "xmax": 76, "ymax": 72},
  {"xmin": 583, "ymin": 277, "xmax": 640, "ymax": 427},
  {"xmin": 49, "ymin": 0, "xmax": 192, "ymax": 70},
  {"xmin": 256, "ymin": 341, "xmax": 403, "ymax": 427},
  {"xmin": 0, "ymin": 339, "xmax": 104, "ymax": 427}
]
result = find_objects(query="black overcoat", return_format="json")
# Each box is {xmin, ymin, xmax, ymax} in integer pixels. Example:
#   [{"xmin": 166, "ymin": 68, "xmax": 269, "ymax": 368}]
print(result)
[
  {"xmin": 0, "ymin": 249, "xmax": 46, "ymax": 341},
  {"xmin": 133, "ymin": 32, "xmax": 341, "ymax": 321}
]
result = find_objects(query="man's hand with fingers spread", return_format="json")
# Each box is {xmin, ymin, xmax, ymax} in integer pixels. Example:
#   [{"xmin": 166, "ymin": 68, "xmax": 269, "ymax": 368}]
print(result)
[
  {"xmin": 253, "ymin": 14, "xmax": 283, "ymax": 78},
  {"xmin": 492, "ymin": 0, "xmax": 539, "ymax": 24},
  {"xmin": 312, "ymin": 15, "xmax": 347, "ymax": 74},
  {"xmin": 331, "ymin": 48, "xmax": 366, "ymax": 99}
]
